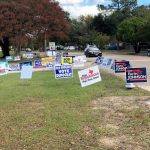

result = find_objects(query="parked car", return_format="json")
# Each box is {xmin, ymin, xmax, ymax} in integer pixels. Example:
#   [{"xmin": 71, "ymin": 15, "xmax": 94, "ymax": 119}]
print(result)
[
  {"xmin": 105, "ymin": 43, "xmax": 124, "ymax": 50},
  {"xmin": 56, "ymin": 45, "xmax": 64, "ymax": 50},
  {"xmin": 84, "ymin": 47, "xmax": 102, "ymax": 57},
  {"xmin": 64, "ymin": 46, "xmax": 75, "ymax": 51},
  {"xmin": 21, "ymin": 48, "xmax": 32, "ymax": 52}
]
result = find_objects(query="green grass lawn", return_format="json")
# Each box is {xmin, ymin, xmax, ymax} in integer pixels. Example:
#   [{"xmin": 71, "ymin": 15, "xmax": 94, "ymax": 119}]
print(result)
[{"xmin": 0, "ymin": 70, "xmax": 150, "ymax": 149}]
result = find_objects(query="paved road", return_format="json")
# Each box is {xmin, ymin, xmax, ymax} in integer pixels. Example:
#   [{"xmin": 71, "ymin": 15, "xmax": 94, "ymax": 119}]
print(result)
[
  {"xmin": 70, "ymin": 51, "xmax": 150, "ymax": 91},
  {"xmin": 103, "ymin": 53, "xmax": 150, "ymax": 90}
]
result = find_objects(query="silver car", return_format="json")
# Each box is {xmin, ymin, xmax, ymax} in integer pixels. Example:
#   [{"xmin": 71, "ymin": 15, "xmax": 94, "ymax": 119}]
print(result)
[{"xmin": 84, "ymin": 47, "xmax": 102, "ymax": 57}]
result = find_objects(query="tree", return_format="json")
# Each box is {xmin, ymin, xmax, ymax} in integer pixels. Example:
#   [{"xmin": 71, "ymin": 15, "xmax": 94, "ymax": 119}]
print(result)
[
  {"xmin": 117, "ymin": 17, "xmax": 146, "ymax": 52},
  {"xmin": 98, "ymin": 0, "xmax": 137, "ymax": 15},
  {"xmin": 92, "ymin": 32, "xmax": 110, "ymax": 48},
  {"xmin": 92, "ymin": 13, "xmax": 118, "ymax": 35},
  {"xmin": 0, "ymin": 0, "xmax": 70, "ymax": 57}
]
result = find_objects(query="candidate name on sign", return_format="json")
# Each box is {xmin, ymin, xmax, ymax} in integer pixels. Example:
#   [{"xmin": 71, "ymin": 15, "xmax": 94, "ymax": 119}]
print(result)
[
  {"xmin": 126, "ymin": 68, "xmax": 147, "ymax": 83},
  {"xmin": 55, "ymin": 65, "xmax": 73, "ymax": 79},
  {"xmin": 78, "ymin": 66, "xmax": 101, "ymax": 87},
  {"xmin": 115, "ymin": 61, "xmax": 129, "ymax": 73}
]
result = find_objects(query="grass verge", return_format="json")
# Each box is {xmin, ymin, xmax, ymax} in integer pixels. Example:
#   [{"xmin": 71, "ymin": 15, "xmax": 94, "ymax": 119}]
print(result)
[{"xmin": 0, "ymin": 70, "xmax": 150, "ymax": 149}]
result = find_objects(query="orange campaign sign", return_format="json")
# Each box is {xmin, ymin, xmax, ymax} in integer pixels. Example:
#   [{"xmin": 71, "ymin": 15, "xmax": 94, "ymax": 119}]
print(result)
[{"xmin": 41, "ymin": 57, "xmax": 55, "ymax": 66}]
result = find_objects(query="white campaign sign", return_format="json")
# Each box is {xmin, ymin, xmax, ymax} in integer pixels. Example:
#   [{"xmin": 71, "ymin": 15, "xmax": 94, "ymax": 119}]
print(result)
[
  {"xmin": 49, "ymin": 42, "xmax": 55, "ymax": 50},
  {"xmin": 73, "ymin": 56, "xmax": 85, "ymax": 68},
  {"xmin": 20, "ymin": 66, "xmax": 32, "ymax": 79},
  {"xmin": 78, "ymin": 65, "xmax": 101, "ymax": 87}
]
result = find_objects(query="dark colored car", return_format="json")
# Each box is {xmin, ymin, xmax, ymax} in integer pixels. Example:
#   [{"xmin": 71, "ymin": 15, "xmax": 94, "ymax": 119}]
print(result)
[{"xmin": 84, "ymin": 47, "xmax": 102, "ymax": 57}]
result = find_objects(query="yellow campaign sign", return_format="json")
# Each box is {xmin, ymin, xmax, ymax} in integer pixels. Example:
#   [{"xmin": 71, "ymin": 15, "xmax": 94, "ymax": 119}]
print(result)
[
  {"xmin": 61, "ymin": 57, "xmax": 72, "ymax": 64},
  {"xmin": 42, "ymin": 57, "xmax": 55, "ymax": 66}
]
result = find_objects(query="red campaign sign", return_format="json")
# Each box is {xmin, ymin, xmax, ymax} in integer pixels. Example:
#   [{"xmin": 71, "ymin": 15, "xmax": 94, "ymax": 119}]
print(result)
[{"xmin": 126, "ymin": 68, "xmax": 147, "ymax": 83}]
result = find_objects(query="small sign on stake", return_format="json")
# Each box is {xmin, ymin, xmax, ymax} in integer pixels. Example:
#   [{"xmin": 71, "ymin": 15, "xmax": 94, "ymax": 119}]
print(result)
[
  {"xmin": 126, "ymin": 67, "xmax": 147, "ymax": 83},
  {"xmin": 78, "ymin": 66, "xmax": 101, "ymax": 87},
  {"xmin": 20, "ymin": 65, "xmax": 32, "ymax": 79},
  {"xmin": 54, "ymin": 64, "xmax": 73, "ymax": 79},
  {"xmin": 115, "ymin": 61, "xmax": 129, "ymax": 73}
]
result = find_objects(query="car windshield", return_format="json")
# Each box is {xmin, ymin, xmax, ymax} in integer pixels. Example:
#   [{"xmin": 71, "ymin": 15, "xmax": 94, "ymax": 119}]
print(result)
[{"xmin": 90, "ymin": 47, "xmax": 100, "ymax": 51}]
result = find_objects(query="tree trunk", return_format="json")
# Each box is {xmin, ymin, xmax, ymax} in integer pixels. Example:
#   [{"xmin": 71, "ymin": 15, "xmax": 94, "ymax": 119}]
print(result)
[
  {"xmin": 0, "ymin": 37, "xmax": 10, "ymax": 58},
  {"xmin": 133, "ymin": 43, "xmax": 141, "ymax": 53}
]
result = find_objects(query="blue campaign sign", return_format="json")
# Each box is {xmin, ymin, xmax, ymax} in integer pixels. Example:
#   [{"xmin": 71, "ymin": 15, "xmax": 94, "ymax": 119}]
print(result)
[
  {"xmin": 56, "ymin": 56, "xmax": 62, "ymax": 64},
  {"xmin": 95, "ymin": 56, "xmax": 103, "ymax": 65},
  {"xmin": 55, "ymin": 65, "xmax": 73, "ymax": 79},
  {"xmin": 34, "ymin": 60, "xmax": 42, "ymax": 67},
  {"xmin": 20, "ymin": 61, "xmax": 32, "ymax": 70},
  {"xmin": 115, "ymin": 61, "xmax": 129, "ymax": 73},
  {"xmin": 126, "ymin": 67, "xmax": 147, "ymax": 83},
  {"xmin": 107, "ymin": 59, "xmax": 112, "ymax": 66},
  {"xmin": 46, "ymin": 62, "xmax": 55, "ymax": 70}
]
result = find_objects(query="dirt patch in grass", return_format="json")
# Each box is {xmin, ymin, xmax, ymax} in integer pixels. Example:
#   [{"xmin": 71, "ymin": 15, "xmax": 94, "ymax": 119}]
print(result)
[
  {"xmin": 91, "ymin": 96, "xmax": 150, "ymax": 149},
  {"xmin": 99, "ymin": 137, "xmax": 121, "ymax": 149}
]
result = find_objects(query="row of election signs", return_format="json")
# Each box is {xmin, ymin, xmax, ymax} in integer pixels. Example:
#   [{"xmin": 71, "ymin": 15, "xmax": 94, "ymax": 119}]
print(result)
[
  {"xmin": 6, "ymin": 53, "xmax": 40, "ymax": 60},
  {"xmin": 95, "ymin": 56, "xmax": 147, "ymax": 83},
  {"xmin": 1, "ymin": 54, "xmax": 147, "ymax": 87},
  {"xmin": 1, "ymin": 55, "xmax": 98, "ymax": 87}
]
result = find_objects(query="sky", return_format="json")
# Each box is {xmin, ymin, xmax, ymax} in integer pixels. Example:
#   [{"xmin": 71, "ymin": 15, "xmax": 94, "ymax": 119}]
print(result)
[{"xmin": 57, "ymin": 0, "xmax": 150, "ymax": 18}]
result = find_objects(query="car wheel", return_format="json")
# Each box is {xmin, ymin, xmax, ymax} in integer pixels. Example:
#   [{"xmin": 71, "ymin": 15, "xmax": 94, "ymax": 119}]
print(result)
[
  {"xmin": 98, "ymin": 53, "xmax": 102, "ymax": 57},
  {"xmin": 86, "ymin": 53, "xmax": 90, "ymax": 57}
]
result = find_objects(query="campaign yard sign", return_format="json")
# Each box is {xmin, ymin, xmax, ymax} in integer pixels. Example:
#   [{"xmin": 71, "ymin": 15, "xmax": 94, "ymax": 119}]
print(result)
[
  {"xmin": 78, "ymin": 66, "xmax": 101, "ymax": 87},
  {"xmin": 55, "ymin": 64, "xmax": 73, "ymax": 79},
  {"xmin": 95, "ymin": 56, "xmax": 103, "ymax": 65},
  {"xmin": 0, "ymin": 61, "xmax": 8, "ymax": 75},
  {"xmin": 8, "ymin": 64, "xmax": 20, "ymax": 71},
  {"xmin": 56, "ymin": 55, "xmax": 62, "ymax": 64},
  {"xmin": 73, "ymin": 56, "xmax": 85, "ymax": 68},
  {"xmin": 115, "ymin": 61, "xmax": 129, "ymax": 73},
  {"xmin": 6, "ymin": 56, "xmax": 13, "ymax": 62},
  {"xmin": 0, "ymin": 67, "xmax": 7, "ymax": 75},
  {"xmin": 41, "ymin": 57, "xmax": 55, "ymax": 66},
  {"xmin": 33, "ymin": 60, "xmax": 45, "ymax": 68},
  {"xmin": 102, "ymin": 58, "xmax": 109, "ymax": 67},
  {"xmin": 22, "ymin": 53, "xmax": 34, "ymax": 59},
  {"xmin": 47, "ymin": 50, "xmax": 56, "ymax": 57},
  {"xmin": 20, "ymin": 65, "xmax": 32, "ymax": 79},
  {"xmin": 126, "ymin": 68, "xmax": 147, "ymax": 83},
  {"xmin": 46, "ymin": 62, "xmax": 55, "ymax": 70},
  {"xmin": 106, "ymin": 59, "xmax": 113, "ymax": 68},
  {"xmin": 14, "ymin": 56, "xmax": 21, "ymax": 61},
  {"xmin": 0, "ymin": 61, "xmax": 8, "ymax": 69},
  {"xmin": 49, "ymin": 42, "xmax": 55, "ymax": 50},
  {"xmin": 61, "ymin": 57, "xmax": 73, "ymax": 64},
  {"xmin": 20, "ymin": 61, "xmax": 32, "ymax": 70}
]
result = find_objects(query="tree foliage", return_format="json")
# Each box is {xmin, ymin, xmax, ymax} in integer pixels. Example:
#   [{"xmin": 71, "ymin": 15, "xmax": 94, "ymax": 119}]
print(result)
[
  {"xmin": 0, "ymin": 0, "xmax": 70, "ymax": 57},
  {"xmin": 117, "ymin": 17, "xmax": 146, "ymax": 43}
]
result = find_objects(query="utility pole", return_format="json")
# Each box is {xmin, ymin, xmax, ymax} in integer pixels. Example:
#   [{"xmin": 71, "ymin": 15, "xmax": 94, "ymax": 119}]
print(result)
[{"xmin": 44, "ymin": 33, "xmax": 47, "ymax": 51}]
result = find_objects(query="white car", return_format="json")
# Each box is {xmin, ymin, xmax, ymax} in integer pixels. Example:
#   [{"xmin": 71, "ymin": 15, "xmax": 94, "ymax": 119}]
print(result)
[{"xmin": 64, "ymin": 46, "xmax": 75, "ymax": 51}]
